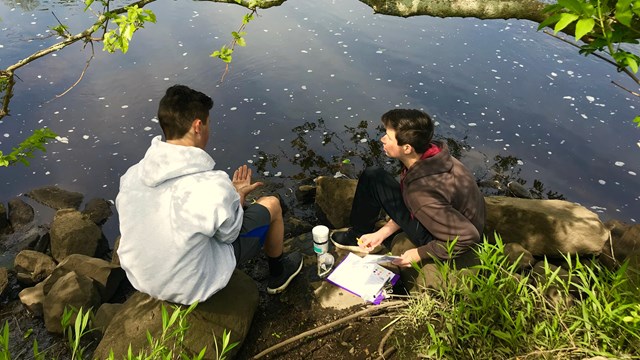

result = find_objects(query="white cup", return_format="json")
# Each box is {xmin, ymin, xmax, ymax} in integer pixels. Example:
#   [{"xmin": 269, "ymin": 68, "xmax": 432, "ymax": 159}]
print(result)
[{"xmin": 312, "ymin": 225, "xmax": 330, "ymax": 254}]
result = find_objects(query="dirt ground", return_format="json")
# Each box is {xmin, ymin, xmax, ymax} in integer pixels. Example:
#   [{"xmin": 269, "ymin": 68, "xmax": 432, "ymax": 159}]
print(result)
[{"xmin": 234, "ymin": 236, "xmax": 406, "ymax": 360}]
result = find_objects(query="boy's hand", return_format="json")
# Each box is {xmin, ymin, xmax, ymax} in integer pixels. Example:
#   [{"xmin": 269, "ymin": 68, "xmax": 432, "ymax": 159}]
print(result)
[
  {"xmin": 357, "ymin": 233, "xmax": 384, "ymax": 252},
  {"xmin": 392, "ymin": 248, "xmax": 421, "ymax": 268},
  {"xmin": 232, "ymin": 165, "xmax": 263, "ymax": 201}
]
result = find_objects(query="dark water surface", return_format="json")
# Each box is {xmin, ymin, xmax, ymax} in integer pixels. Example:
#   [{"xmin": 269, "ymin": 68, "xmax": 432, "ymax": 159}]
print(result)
[{"xmin": 1, "ymin": 0, "xmax": 639, "ymax": 241}]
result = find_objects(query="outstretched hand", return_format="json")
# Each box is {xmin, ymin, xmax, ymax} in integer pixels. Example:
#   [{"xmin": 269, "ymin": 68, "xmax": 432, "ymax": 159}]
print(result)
[{"xmin": 232, "ymin": 165, "xmax": 263, "ymax": 203}]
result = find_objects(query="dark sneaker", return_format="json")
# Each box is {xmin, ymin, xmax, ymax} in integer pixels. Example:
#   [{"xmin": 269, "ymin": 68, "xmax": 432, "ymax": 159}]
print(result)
[
  {"xmin": 267, "ymin": 252, "xmax": 303, "ymax": 294},
  {"xmin": 330, "ymin": 228, "xmax": 362, "ymax": 252}
]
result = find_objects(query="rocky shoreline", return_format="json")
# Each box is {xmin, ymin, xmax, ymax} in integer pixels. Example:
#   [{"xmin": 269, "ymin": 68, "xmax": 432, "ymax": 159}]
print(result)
[{"xmin": 1, "ymin": 181, "xmax": 639, "ymax": 359}]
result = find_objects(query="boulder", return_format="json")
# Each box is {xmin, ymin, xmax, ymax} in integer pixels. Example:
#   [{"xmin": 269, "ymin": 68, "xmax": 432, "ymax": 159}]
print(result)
[
  {"xmin": 314, "ymin": 176, "xmax": 358, "ymax": 229},
  {"xmin": 93, "ymin": 303, "xmax": 124, "ymax": 338},
  {"xmin": 0, "ymin": 267, "xmax": 8, "ymax": 297},
  {"xmin": 43, "ymin": 271, "xmax": 101, "ymax": 334},
  {"xmin": 484, "ymin": 197, "xmax": 609, "ymax": 257},
  {"xmin": 14, "ymin": 250, "xmax": 57, "ymax": 286},
  {"xmin": 600, "ymin": 220, "xmax": 640, "ymax": 270},
  {"xmin": 26, "ymin": 185, "xmax": 83, "ymax": 210},
  {"xmin": 8, "ymin": 198, "xmax": 34, "ymax": 230},
  {"xmin": 50, "ymin": 209, "xmax": 102, "ymax": 262},
  {"xmin": 93, "ymin": 269, "xmax": 259, "ymax": 360},
  {"xmin": 42, "ymin": 254, "xmax": 125, "ymax": 302},
  {"xmin": 82, "ymin": 198, "xmax": 113, "ymax": 225},
  {"xmin": 19, "ymin": 282, "xmax": 46, "ymax": 317},
  {"xmin": 0, "ymin": 202, "xmax": 8, "ymax": 233},
  {"xmin": 503, "ymin": 242, "xmax": 535, "ymax": 271},
  {"xmin": 111, "ymin": 236, "xmax": 121, "ymax": 266}
]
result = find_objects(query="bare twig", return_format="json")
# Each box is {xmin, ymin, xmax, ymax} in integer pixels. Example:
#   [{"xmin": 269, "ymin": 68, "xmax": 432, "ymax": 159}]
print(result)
[
  {"xmin": 56, "ymin": 42, "xmax": 95, "ymax": 98},
  {"xmin": 251, "ymin": 300, "xmax": 406, "ymax": 359},
  {"xmin": 377, "ymin": 325, "xmax": 395, "ymax": 358},
  {"xmin": 611, "ymin": 81, "xmax": 640, "ymax": 97},
  {"xmin": 51, "ymin": 11, "xmax": 72, "ymax": 37},
  {"xmin": 376, "ymin": 346, "xmax": 396, "ymax": 360}
]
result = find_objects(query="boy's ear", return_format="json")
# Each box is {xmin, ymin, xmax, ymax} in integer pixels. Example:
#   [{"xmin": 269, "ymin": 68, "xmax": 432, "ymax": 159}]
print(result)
[
  {"xmin": 403, "ymin": 144, "xmax": 414, "ymax": 155},
  {"xmin": 193, "ymin": 119, "xmax": 203, "ymax": 134}
]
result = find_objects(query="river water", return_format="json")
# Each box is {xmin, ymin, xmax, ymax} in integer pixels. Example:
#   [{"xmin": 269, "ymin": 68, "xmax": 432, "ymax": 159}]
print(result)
[{"xmin": 1, "ymin": 0, "xmax": 639, "ymax": 241}]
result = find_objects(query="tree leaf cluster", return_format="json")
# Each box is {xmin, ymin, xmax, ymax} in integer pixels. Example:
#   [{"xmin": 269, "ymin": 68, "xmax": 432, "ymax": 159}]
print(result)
[
  {"xmin": 539, "ymin": 0, "xmax": 640, "ymax": 73},
  {"xmin": 0, "ymin": 128, "xmax": 58, "ymax": 167}
]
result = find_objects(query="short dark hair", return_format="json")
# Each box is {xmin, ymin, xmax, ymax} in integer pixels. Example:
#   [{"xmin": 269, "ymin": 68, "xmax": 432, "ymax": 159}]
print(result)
[
  {"xmin": 157, "ymin": 85, "xmax": 213, "ymax": 140},
  {"xmin": 381, "ymin": 109, "xmax": 434, "ymax": 153}
]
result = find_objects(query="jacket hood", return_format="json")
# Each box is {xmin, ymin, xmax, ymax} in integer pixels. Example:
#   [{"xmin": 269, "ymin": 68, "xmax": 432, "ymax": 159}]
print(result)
[
  {"xmin": 140, "ymin": 136, "xmax": 215, "ymax": 187},
  {"xmin": 403, "ymin": 141, "xmax": 453, "ymax": 185}
]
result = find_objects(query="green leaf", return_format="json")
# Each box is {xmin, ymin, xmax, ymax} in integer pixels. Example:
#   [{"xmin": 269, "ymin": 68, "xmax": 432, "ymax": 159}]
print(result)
[
  {"xmin": 633, "ymin": 116, "xmax": 640, "ymax": 127},
  {"xmin": 575, "ymin": 18, "xmax": 595, "ymax": 40},
  {"xmin": 626, "ymin": 56, "xmax": 639, "ymax": 73},
  {"xmin": 557, "ymin": 0, "xmax": 583, "ymax": 14},
  {"xmin": 616, "ymin": 0, "xmax": 634, "ymax": 27},
  {"xmin": 237, "ymin": 37, "xmax": 246, "ymax": 47},
  {"xmin": 554, "ymin": 13, "xmax": 580, "ymax": 34},
  {"xmin": 538, "ymin": 13, "xmax": 562, "ymax": 31}
]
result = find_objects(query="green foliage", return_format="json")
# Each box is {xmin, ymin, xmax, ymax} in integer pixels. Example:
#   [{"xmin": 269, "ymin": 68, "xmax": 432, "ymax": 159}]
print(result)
[
  {"xmin": 393, "ymin": 234, "xmax": 640, "ymax": 359},
  {"xmin": 211, "ymin": 9, "xmax": 256, "ymax": 66},
  {"xmin": 538, "ymin": 0, "xmax": 640, "ymax": 126},
  {"xmin": 61, "ymin": 307, "xmax": 93, "ymax": 360},
  {"xmin": 1, "ymin": 320, "xmax": 9, "ymax": 360},
  {"xmin": 103, "ymin": 5, "xmax": 157, "ymax": 54},
  {"xmin": 50, "ymin": 24, "xmax": 70, "ymax": 37},
  {"xmin": 538, "ymin": 0, "xmax": 640, "ymax": 72},
  {"xmin": 0, "ymin": 128, "xmax": 58, "ymax": 167}
]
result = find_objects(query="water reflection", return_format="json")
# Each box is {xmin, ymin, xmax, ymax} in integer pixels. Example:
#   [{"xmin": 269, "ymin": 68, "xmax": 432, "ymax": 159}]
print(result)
[
  {"xmin": 253, "ymin": 117, "xmax": 565, "ymax": 201},
  {"xmin": 0, "ymin": 0, "xmax": 637, "ymax": 227}
]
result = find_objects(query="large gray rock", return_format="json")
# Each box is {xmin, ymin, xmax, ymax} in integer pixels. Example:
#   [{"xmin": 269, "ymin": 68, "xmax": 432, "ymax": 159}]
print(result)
[
  {"xmin": 314, "ymin": 176, "xmax": 358, "ymax": 229},
  {"xmin": 19, "ymin": 282, "xmax": 46, "ymax": 317},
  {"xmin": 8, "ymin": 198, "xmax": 34, "ymax": 230},
  {"xmin": 42, "ymin": 254, "xmax": 125, "ymax": 302},
  {"xmin": 14, "ymin": 249, "xmax": 57, "ymax": 286},
  {"xmin": 93, "ymin": 269, "xmax": 259, "ymax": 360},
  {"xmin": 484, "ymin": 196, "xmax": 609, "ymax": 257},
  {"xmin": 50, "ymin": 209, "xmax": 101, "ymax": 262},
  {"xmin": 43, "ymin": 271, "xmax": 101, "ymax": 334},
  {"xmin": 26, "ymin": 185, "xmax": 84, "ymax": 210}
]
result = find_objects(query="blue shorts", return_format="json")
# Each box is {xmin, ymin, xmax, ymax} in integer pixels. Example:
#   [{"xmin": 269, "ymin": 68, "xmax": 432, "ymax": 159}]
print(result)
[{"xmin": 232, "ymin": 203, "xmax": 270, "ymax": 263}]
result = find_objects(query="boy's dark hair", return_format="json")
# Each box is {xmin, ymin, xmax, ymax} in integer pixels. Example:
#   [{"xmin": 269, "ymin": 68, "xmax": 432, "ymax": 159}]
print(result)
[
  {"xmin": 381, "ymin": 109, "xmax": 434, "ymax": 153},
  {"xmin": 157, "ymin": 85, "xmax": 213, "ymax": 140}
]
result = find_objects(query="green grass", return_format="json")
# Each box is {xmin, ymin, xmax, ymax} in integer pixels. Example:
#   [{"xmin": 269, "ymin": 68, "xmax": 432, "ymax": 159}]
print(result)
[
  {"xmin": 0, "ymin": 303, "xmax": 238, "ymax": 360},
  {"xmin": 393, "ymin": 234, "xmax": 640, "ymax": 359}
]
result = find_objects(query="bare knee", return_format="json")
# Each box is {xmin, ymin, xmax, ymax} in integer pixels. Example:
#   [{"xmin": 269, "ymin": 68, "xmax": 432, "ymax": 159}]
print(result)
[{"xmin": 256, "ymin": 196, "xmax": 282, "ymax": 221}]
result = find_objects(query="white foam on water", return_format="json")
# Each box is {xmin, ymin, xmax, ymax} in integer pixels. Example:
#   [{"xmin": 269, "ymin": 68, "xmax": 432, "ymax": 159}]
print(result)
[
  {"xmin": 614, "ymin": 161, "xmax": 625, "ymax": 167},
  {"xmin": 629, "ymin": 171, "xmax": 637, "ymax": 176},
  {"xmin": 144, "ymin": 127, "xmax": 152, "ymax": 131},
  {"xmin": 598, "ymin": 179, "xmax": 606, "ymax": 185},
  {"xmin": 121, "ymin": 105, "xmax": 128, "ymax": 109},
  {"xmin": 274, "ymin": 172, "xmax": 282, "ymax": 177},
  {"xmin": 82, "ymin": 135, "xmax": 89, "ymax": 140},
  {"xmin": 468, "ymin": 123, "xmax": 477, "ymax": 127},
  {"xmin": 230, "ymin": 107, "xmax": 237, "ymax": 111},
  {"xmin": 586, "ymin": 96, "xmax": 595, "ymax": 102}
]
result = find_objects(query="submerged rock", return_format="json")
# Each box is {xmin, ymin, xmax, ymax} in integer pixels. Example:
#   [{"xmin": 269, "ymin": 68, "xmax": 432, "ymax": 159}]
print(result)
[{"xmin": 26, "ymin": 186, "xmax": 83, "ymax": 210}]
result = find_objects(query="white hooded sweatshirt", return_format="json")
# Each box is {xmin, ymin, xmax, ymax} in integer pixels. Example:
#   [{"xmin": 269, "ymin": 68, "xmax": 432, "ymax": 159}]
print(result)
[{"xmin": 116, "ymin": 136, "xmax": 243, "ymax": 305}]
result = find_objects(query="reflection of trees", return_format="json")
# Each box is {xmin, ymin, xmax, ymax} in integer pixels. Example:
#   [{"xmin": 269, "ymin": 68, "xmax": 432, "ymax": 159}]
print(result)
[
  {"xmin": 253, "ymin": 118, "xmax": 565, "ymax": 201},
  {"xmin": 2, "ymin": 0, "xmax": 40, "ymax": 11}
]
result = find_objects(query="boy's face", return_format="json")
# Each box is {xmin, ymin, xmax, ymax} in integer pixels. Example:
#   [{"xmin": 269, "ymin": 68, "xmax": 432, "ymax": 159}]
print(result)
[{"xmin": 381, "ymin": 127, "xmax": 403, "ymax": 159}]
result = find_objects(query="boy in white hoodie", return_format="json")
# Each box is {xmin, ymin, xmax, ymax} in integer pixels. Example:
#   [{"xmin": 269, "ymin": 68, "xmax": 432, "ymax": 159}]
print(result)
[{"xmin": 116, "ymin": 85, "xmax": 303, "ymax": 305}]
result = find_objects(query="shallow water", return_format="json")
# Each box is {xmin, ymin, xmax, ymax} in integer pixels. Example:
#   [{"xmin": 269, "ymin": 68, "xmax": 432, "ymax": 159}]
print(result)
[{"xmin": 1, "ymin": 0, "xmax": 639, "ymax": 241}]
